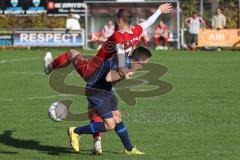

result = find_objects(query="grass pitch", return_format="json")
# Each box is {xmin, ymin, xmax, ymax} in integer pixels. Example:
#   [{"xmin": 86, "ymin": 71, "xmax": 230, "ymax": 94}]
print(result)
[{"xmin": 0, "ymin": 48, "xmax": 240, "ymax": 160}]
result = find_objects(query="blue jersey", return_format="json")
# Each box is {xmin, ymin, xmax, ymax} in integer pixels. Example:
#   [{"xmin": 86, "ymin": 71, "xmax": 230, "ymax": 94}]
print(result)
[{"xmin": 86, "ymin": 56, "xmax": 131, "ymax": 91}]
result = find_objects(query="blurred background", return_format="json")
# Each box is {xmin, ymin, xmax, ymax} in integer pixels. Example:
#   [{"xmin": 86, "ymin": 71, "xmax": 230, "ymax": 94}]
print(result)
[{"xmin": 0, "ymin": 0, "xmax": 239, "ymax": 50}]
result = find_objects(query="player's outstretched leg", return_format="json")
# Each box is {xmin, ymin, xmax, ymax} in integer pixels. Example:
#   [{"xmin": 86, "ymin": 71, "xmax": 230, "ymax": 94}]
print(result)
[
  {"xmin": 116, "ymin": 122, "xmax": 145, "ymax": 155},
  {"xmin": 113, "ymin": 110, "xmax": 145, "ymax": 155},
  {"xmin": 68, "ymin": 122, "xmax": 107, "ymax": 152},
  {"xmin": 44, "ymin": 49, "xmax": 81, "ymax": 75}
]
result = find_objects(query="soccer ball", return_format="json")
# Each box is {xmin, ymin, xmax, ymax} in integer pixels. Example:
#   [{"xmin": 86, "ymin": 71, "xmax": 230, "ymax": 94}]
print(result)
[{"xmin": 48, "ymin": 102, "xmax": 68, "ymax": 122}]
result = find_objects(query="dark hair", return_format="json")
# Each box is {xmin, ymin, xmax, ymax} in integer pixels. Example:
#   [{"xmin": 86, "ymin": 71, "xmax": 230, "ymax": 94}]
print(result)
[
  {"xmin": 131, "ymin": 47, "xmax": 152, "ymax": 61},
  {"xmin": 114, "ymin": 20, "xmax": 119, "ymax": 31},
  {"xmin": 117, "ymin": 9, "xmax": 132, "ymax": 25},
  {"xmin": 217, "ymin": 7, "xmax": 223, "ymax": 11}
]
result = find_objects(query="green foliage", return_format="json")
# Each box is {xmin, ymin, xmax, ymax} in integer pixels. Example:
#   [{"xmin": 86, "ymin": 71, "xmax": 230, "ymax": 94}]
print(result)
[
  {"xmin": 181, "ymin": 0, "xmax": 198, "ymax": 17},
  {"xmin": 0, "ymin": 14, "xmax": 66, "ymax": 29},
  {"xmin": 222, "ymin": 0, "xmax": 239, "ymax": 28}
]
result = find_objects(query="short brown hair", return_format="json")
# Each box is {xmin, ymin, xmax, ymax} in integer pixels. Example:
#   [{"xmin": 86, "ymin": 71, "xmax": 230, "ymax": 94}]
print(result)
[
  {"xmin": 131, "ymin": 47, "xmax": 152, "ymax": 61},
  {"xmin": 117, "ymin": 9, "xmax": 132, "ymax": 25}
]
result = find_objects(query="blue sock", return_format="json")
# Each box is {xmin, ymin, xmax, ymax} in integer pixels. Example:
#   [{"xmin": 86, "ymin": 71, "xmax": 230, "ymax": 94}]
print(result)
[
  {"xmin": 74, "ymin": 122, "xmax": 107, "ymax": 134},
  {"xmin": 115, "ymin": 122, "xmax": 133, "ymax": 151}
]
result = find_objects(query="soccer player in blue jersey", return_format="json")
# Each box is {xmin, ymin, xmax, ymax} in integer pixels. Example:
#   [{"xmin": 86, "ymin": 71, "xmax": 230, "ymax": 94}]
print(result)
[{"xmin": 68, "ymin": 47, "xmax": 151, "ymax": 155}]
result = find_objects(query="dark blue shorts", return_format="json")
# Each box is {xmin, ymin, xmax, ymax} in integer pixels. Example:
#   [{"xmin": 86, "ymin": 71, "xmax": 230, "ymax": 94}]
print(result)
[{"xmin": 86, "ymin": 88, "xmax": 118, "ymax": 119}]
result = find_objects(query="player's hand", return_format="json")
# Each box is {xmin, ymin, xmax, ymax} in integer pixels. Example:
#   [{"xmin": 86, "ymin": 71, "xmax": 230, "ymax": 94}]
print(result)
[
  {"xmin": 118, "ymin": 67, "xmax": 130, "ymax": 77},
  {"xmin": 106, "ymin": 70, "xmax": 121, "ymax": 82},
  {"xmin": 131, "ymin": 63, "xmax": 143, "ymax": 71},
  {"xmin": 159, "ymin": 3, "xmax": 173, "ymax": 13},
  {"xmin": 126, "ymin": 71, "xmax": 135, "ymax": 79}
]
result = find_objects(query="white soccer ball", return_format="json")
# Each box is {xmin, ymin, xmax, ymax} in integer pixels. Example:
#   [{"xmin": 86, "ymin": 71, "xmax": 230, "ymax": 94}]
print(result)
[{"xmin": 48, "ymin": 102, "xmax": 68, "ymax": 122}]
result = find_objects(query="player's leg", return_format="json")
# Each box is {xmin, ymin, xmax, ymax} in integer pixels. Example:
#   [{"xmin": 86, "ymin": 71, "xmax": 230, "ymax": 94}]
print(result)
[
  {"xmin": 112, "ymin": 110, "xmax": 133, "ymax": 151},
  {"xmin": 78, "ymin": 56, "xmax": 104, "ymax": 81},
  {"xmin": 154, "ymin": 35, "xmax": 159, "ymax": 46},
  {"xmin": 88, "ymin": 110, "xmax": 103, "ymax": 155},
  {"xmin": 68, "ymin": 90, "xmax": 116, "ymax": 152},
  {"xmin": 44, "ymin": 49, "xmax": 83, "ymax": 74},
  {"xmin": 163, "ymin": 36, "xmax": 168, "ymax": 50},
  {"xmin": 74, "ymin": 112, "xmax": 116, "ymax": 135},
  {"xmin": 112, "ymin": 111, "xmax": 144, "ymax": 155},
  {"xmin": 188, "ymin": 34, "xmax": 194, "ymax": 50},
  {"xmin": 68, "ymin": 116, "xmax": 114, "ymax": 152},
  {"xmin": 192, "ymin": 34, "xmax": 198, "ymax": 50},
  {"xmin": 154, "ymin": 35, "xmax": 162, "ymax": 50},
  {"xmin": 110, "ymin": 94, "xmax": 144, "ymax": 155}
]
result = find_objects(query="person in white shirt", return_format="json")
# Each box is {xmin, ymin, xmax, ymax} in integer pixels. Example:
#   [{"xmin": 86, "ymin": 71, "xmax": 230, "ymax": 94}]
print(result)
[
  {"xmin": 97, "ymin": 19, "xmax": 115, "ymax": 50},
  {"xmin": 211, "ymin": 7, "xmax": 226, "ymax": 30},
  {"xmin": 185, "ymin": 12, "xmax": 205, "ymax": 50},
  {"xmin": 100, "ymin": 19, "xmax": 115, "ymax": 41},
  {"xmin": 66, "ymin": 13, "xmax": 83, "ymax": 32}
]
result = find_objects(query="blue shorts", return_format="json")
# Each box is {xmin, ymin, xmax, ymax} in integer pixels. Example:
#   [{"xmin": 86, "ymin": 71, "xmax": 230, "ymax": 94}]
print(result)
[{"xmin": 86, "ymin": 88, "xmax": 118, "ymax": 119}]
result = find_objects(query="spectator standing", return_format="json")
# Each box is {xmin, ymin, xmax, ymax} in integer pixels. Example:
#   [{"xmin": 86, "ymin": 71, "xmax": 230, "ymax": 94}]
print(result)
[
  {"xmin": 154, "ymin": 21, "xmax": 168, "ymax": 50},
  {"xmin": 66, "ymin": 13, "xmax": 83, "ymax": 32},
  {"xmin": 97, "ymin": 19, "xmax": 115, "ymax": 50},
  {"xmin": 185, "ymin": 12, "xmax": 205, "ymax": 50},
  {"xmin": 100, "ymin": 20, "xmax": 115, "ymax": 41},
  {"xmin": 211, "ymin": 7, "xmax": 226, "ymax": 29}
]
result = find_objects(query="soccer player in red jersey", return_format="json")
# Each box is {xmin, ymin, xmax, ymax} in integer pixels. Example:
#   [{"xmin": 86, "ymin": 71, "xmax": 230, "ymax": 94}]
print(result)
[
  {"xmin": 44, "ymin": 3, "xmax": 172, "ymax": 155},
  {"xmin": 154, "ymin": 20, "xmax": 169, "ymax": 50},
  {"xmin": 44, "ymin": 3, "xmax": 172, "ymax": 80}
]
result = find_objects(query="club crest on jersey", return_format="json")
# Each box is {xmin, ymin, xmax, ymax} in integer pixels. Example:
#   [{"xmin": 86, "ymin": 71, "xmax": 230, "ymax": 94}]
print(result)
[
  {"xmin": 10, "ymin": 0, "xmax": 18, "ymax": 7},
  {"xmin": 32, "ymin": 0, "xmax": 40, "ymax": 7}
]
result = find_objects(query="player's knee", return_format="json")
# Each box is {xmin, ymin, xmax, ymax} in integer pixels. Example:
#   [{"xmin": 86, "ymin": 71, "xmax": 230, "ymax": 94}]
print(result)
[
  {"xmin": 68, "ymin": 49, "xmax": 80, "ymax": 60},
  {"xmin": 114, "ymin": 114, "xmax": 122, "ymax": 124},
  {"xmin": 105, "ymin": 122, "xmax": 116, "ymax": 131},
  {"xmin": 113, "ymin": 111, "xmax": 122, "ymax": 123}
]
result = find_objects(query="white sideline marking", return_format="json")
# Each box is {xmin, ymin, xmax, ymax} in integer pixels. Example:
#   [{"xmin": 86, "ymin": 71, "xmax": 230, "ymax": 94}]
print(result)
[
  {"xmin": 10, "ymin": 71, "xmax": 45, "ymax": 75},
  {"xmin": 0, "ymin": 53, "xmax": 95, "ymax": 64},
  {"xmin": 0, "ymin": 94, "xmax": 77, "ymax": 102},
  {"xmin": 0, "ymin": 58, "xmax": 40, "ymax": 64}
]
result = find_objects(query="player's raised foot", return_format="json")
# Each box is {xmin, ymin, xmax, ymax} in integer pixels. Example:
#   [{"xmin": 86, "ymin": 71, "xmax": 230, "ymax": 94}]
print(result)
[
  {"xmin": 125, "ymin": 147, "xmax": 145, "ymax": 155},
  {"xmin": 44, "ymin": 51, "xmax": 53, "ymax": 75},
  {"xmin": 68, "ymin": 127, "xmax": 81, "ymax": 152},
  {"xmin": 92, "ymin": 137, "xmax": 102, "ymax": 155}
]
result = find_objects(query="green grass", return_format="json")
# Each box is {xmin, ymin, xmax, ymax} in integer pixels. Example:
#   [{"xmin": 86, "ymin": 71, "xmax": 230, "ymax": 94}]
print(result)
[{"xmin": 0, "ymin": 48, "xmax": 240, "ymax": 160}]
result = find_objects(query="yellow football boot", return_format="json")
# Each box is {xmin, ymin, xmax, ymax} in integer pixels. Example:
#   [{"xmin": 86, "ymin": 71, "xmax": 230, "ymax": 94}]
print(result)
[
  {"xmin": 125, "ymin": 147, "xmax": 145, "ymax": 155},
  {"xmin": 68, "ymin": 127, "xmax": 81, "ymax": 152}
]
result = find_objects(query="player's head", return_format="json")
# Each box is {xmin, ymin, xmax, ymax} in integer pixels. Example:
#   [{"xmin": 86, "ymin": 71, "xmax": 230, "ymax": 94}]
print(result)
[
  {"xmin": 107, "ymin": 19, "xmax": 113, "ymax": 26},
  {"xmin": 131, "ymin": 46, "xmax": 152, "ymax": 64},
  {"xmin": 116, "ymin": 9, "xmax": 132, "ymax": 27},
  {"xmin": 159, "ymin": 20, "xmax": 164, "ymax": 26},
  {"xmin": 216, "ymin": 7, "xmax": 222, "ymax": 15}
]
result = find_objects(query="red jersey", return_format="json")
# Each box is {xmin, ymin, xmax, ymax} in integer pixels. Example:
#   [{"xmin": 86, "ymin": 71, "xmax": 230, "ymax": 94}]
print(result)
[
  {"xmin": 96, "ymin": 25, "xmax": 143, "ymax": 61},
  {"xmin": 155, "ymin": 24, "xmax": 168, "ymax": 35}
]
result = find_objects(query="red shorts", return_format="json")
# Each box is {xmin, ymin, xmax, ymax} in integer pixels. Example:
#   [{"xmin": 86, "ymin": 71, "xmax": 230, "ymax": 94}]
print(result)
[{"xmin": 72, "ymin": 54, "xmax": 104, "ymax": 81}]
